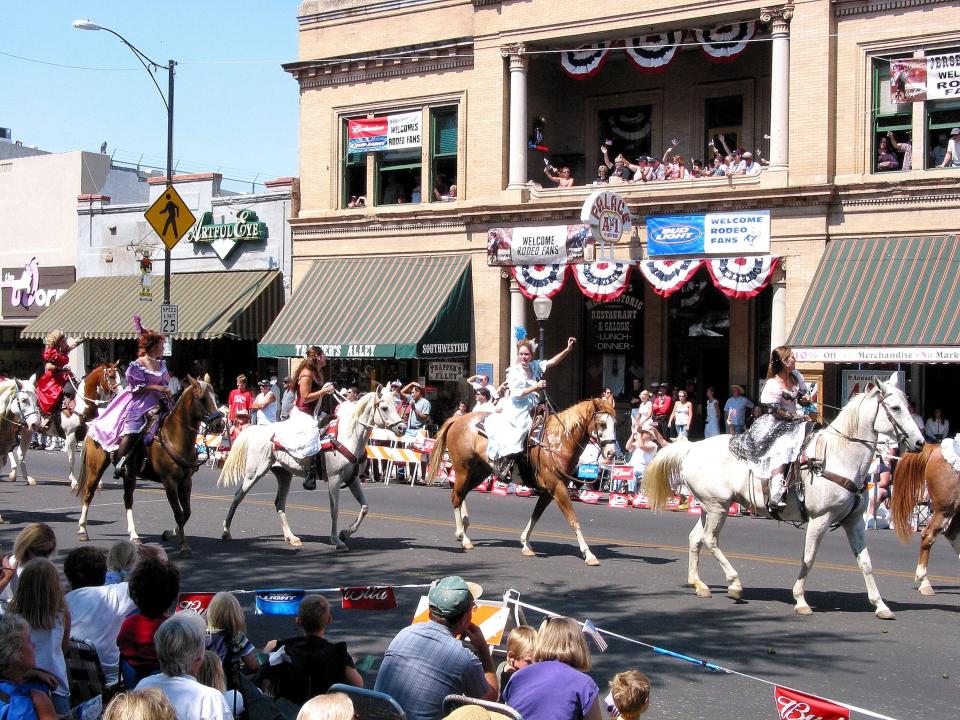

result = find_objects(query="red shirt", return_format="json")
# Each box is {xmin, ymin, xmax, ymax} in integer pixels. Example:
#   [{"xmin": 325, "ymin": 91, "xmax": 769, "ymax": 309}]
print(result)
[
  {"xmin": 117, "ymin": 613, "xmax": 166, "ymax": 674},
  {"xmin": 652, "ymin": 393, "xmax": 673, "ymax": 418},
  {"xmin": 228, "ymin": 389, "xmax": 254, "ymax": 422}
]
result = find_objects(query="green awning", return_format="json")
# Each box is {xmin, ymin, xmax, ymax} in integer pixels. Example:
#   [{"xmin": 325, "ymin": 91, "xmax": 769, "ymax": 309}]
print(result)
[
  {"xmin": 21, "ymin": 270, "xmax": 283, "ymax": 341},
  {"xmin": 788, "ymin": 236, "xmax": 960, "ymax": 361},
  {"xmin": 258, "ymin": 255, "xmax": 472, "ymax": 358}
]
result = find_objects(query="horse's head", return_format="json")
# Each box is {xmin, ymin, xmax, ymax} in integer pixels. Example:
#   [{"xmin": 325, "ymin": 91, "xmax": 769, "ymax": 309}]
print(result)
[
  {"xmin": 179, "ymin": 376, "xmax": 224, "ymax": 434},
  {"xmin": 3, "ymin": 380, "xmax": 41, "ymax": 433},
  {"xmin": 99, "ymin": 362, "xmax": 122, "ymax": 397},
  {"xmin": 590, "ymin": 397, "xmax": 618, "ymax": 461},
  {"xmin": 871, "ymin": 372, "xmax": 924, "ymax": 453},
  {"xmin": 374, "ymin": 386, "xmax": 406, "ymax": 434}
]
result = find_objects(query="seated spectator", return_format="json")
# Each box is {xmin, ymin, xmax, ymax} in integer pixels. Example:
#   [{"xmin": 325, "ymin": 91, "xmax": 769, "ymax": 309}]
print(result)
[
  {"xmin": 118, "ymin": 557, "xmax": 181, "ymax": 685},
  {"xmin": 501, "ymin": 616, "xmax": 601, "ymax": 720},
  {"xmin": 9, "ymin": 559, "xmax": 72, "ymax": 716},
  {"xmin": 0, "ymin": 522, "xmax": 57, "ymax": 600},
  {"xmin": 877, "ymin": 136, "xmax": 900, "ymax": 171},
  {"xmin": 137, "ymin": 612, "xmax": 233, "ymax": 720},
  {"xmin": 592, "ymin": 165, "xmax": 609, "ymax": 185},
  {"xmin": 374, "ymin": 576, "xmax": 497, "ymax": 720},
  {"xmin": 497, "ymin": 625, "xmax": 535, "ymax": 699},
  {"xmin": 453, "ymin": 400, "xmax": 469, "ymax": 417},
  {"xmin": 103, "ymin": 688, "xmax": 177, "ymax": 720},
  {"xmin": 626, "ymin": 427, "xmax": 666, "ymax": 495},
  {"xmin": 709, "ymin": 156, "xmax": 726, "ymax": 177},
  {"xmin": 296, "ymin": 693, "xmax": 354, "ymax": 720},
  {"xmin": 607, "ymin": 670, "xmax": 651, "ymax": 719},
  {"xmin": 261, "ymin": 594, "xmax": 362, "ymax": 705},
  {"xmin": 205, "ymin": 592, "xmax": 260, "ymax": 678},
  {"xmin": 106, "ymin": 540, "xmax": 139, "ymax": 585},
  {"xmin": 924, "ymin": 408, "xmax": 949, "ymax": 442},
  {"xmin": 197, "ymin": 651, "xmax": 244, "ymax": 717},
  {"xmin": 64, "ymin": 546, "xmax": 137, "ymax": 688},
  {"xmin": 740, "ymin": 151, "xmax": 761, "ymax": 176},
  {"xmin": 474, "ymin": 386, "xmax": 498, "ymax": 413},
  {"xmin": 544, "ymin": 164, "xmax": 574, "ymax": 188},
  {"xmin": 690, "ymin": 159, "xmax": 705, "ymax": 178},
  {"xmin": 0, "ymin": 613, "xmax": 59, "ymax": 720}
]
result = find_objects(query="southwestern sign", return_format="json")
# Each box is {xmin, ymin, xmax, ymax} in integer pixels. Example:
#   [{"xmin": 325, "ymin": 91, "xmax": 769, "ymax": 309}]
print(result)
[
  {"xmin": 186, "ymin": 209, "xmax": 269, "ymax": 261},
  {"xmin": 1, "ymin": 259, "xmax": 75, "ymax": 321}
]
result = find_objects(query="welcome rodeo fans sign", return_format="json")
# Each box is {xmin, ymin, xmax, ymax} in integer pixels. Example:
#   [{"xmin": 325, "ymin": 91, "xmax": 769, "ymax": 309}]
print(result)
[{"xmin": 347, "ymin": 112, "xmax": 422, "ymax": 153}]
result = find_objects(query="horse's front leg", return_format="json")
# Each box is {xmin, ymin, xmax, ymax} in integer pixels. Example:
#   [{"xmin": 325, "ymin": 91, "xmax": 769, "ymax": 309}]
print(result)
[
  {"xmin": 697, "ymin": 508, "xmax": 742, "ymax": 599},
  {"xmin": 123, "ymin": 472, "xmax": 141, "ymax": 544},
  {"xmin": 273, "ymin": 467, "xmax": 301, "ymax": 547},
  {"xmin": 520, "ymin": 493, "xmax": 552, "ymax": 557},
  {"xmin": 66, "ymin": 430, "xmax": 78, "ymax": 488},
  {"xmin": 550, "ymin": 485, "xmax": 600, "ymax": 566},
  {"xmin": 841, "ymin": 509, "xmax": 894, "ymax": 619},
  {"xmin": 161, "ymin": 472, "xmax": 193, "ymax": 557},
  {"xmin": 339, "ymin": 471, "xmax": 370, "ymax": 547},
  {"xmin": 12, "ymin": 432, "xmax": 36, "ymax": 485}
]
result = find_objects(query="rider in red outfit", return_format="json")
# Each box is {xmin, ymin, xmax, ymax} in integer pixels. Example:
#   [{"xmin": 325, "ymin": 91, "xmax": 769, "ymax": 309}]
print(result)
[{"xmin": 35, "ymin": 329, "xmax": 83, "ymax": 433}]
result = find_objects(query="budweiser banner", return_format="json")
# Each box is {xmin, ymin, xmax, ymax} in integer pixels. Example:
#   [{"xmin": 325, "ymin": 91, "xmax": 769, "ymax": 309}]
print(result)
[
  {"xmin": 341, "ymin": 586, "xmax": 398, "ymax": 610},
  {"xmin": 176, "ymin": 592, "xmax": 215, "ymax": 616},
  {"xmin": 255, "ymin": 589, "xmax": 305, "ymax": 616},
  {"xmin": 487, "ymin": 225, "xmax": 588, "ymax": 266},
  {"xmin": 774, "ymin": 687, "xmax": 849, "ymax": 720},
  {"xmin": 347, "ymin": 111, "xmax": 422, "ymax": 153}
]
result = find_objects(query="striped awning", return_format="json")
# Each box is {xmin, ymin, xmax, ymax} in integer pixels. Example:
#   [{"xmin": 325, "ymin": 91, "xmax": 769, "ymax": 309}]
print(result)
[
  {"xmin": 258, "ymin": 255, "xmax": 472, "ymax": 358},
  {"xmin": 789, "ymin": 236, "xmax": 960, "ymax": 363},
  {"xmin": 21, "ymin": 270, "xmax": 283, "ymax": 341}
]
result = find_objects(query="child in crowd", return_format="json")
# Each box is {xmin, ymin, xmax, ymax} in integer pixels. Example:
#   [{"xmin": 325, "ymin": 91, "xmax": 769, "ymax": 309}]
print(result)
[
  {"xmin": 0, "ymin": 522, "xmax": 57, "ymax": 600},
  {"xmin": 205, "ymin": 591, "xmax": 260, "ymax": 676},
  {"xmin": 105, "ymin": 539, "xmax": 139, "ymax": 584},
  {"xmin": 9, "ymin": 558, "xmax": 72, "ymax": 716},
  {"xmin": 261, "ymin": 594, "xmax": 363, "ymax": 704},
  {"xmin": 117, "ymin": 557, "xmax": 181, "ymax": 686},
  {"xmin": 607, "ymin": 670, "xmax": 651, "ymax": 719},
  {"xmin": 297, "ymin": 693, "xmax": 354, "ymax": 720},
  {"xmin": 497, "ymin": 625, "xmax": 536, "ymax": 699},
  {"xmin": 102, "ymin": 688, "xmax": 177, "ymax": 720},
  {"xmin": 197, "ymin": 650, "xmax": 245, "ymax": 717}
]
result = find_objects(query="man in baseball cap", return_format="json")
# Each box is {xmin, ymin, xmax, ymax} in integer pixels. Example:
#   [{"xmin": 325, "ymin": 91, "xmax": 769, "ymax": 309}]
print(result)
[
  {"xmin": 939, "ymin": 128, "xmax": 960, "ymax": 168},
  {"xmin": 375, "ymin": 576, "xmax": 497, "ymax": 718}
]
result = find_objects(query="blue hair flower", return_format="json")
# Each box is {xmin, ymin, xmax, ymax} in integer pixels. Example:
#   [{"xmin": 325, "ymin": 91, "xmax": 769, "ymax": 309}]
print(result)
[{"xmin": 514, "ymin": 326, "xmax": 527, "ymax": 342}]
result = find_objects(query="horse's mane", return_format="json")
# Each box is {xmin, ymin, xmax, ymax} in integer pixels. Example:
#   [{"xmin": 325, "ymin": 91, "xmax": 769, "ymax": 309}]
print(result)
[
  {"xmin": 547, "ymin": 399, "xmax": 600, "ymax": 439},
  {"xmin": 821, "ymin": 391, "xmax": 870, "ymax": 457},
  {"xmin": 340, "ymin": 391, "xmax": 378, "ymax": 436},
  {"xmin": 0, "ymin": 379, "xmax": 15, "ymax": 415}
]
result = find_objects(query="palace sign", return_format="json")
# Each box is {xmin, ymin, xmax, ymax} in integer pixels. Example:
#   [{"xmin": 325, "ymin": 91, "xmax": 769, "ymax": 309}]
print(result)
[
  {"xmin": 581, "ymin": 190, "xmax": 632, "ymax": 245},
  {"xmin": 186, "ymin": 208, "xmax": 269, "ymax": 261}
]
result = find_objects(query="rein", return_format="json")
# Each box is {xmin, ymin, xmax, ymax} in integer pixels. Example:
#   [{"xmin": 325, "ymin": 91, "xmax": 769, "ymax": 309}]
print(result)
[{"xmin": 156, "ymin": 387, "xmax": 223, "ymax": 470}]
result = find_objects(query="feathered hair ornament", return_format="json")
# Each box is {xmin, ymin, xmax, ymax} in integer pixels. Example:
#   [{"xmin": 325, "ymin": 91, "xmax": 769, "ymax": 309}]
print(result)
[
  {"xmin": 514, "ymin": 325, "xmax": 537, "ymax": 353},
  {"xmin": 133, "ymin": 314, "xmax": 146, "ymax": 336}
]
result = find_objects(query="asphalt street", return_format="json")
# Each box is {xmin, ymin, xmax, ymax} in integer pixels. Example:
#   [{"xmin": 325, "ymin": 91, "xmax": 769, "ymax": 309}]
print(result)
[{"xmin": 2, "ymin": 448, "xmax": 957, "ymax": 719}]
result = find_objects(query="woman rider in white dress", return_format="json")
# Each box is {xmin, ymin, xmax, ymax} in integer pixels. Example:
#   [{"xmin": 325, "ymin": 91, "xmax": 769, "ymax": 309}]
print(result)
[
  {"xmin": 730, "ymin": 345, "xmax": 809, "ymax": 512},
  {"xmin": 484, "ymin": 330, "xmax": 576, "ymax": 477}
]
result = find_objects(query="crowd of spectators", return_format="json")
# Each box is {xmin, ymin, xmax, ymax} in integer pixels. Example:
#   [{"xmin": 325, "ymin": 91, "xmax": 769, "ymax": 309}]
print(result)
[{"xmin": 0, "ymin": 524, "xmax": 651, "ymax": 720}]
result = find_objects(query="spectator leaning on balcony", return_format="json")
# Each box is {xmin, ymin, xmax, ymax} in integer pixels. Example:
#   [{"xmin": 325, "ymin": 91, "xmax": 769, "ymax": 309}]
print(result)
[
  {"xmin": 740, "ymin": 152, "xmax": 762, "ymax": 176},
  {"xmin": 601, "ymin": 146, "xmax": 634, "ymax": 183},
  {"xmin": 593, "ymin": 165, "xmax": 610, "ymax": 185},
  {"xmin": 544, "ymin": 163, "xmax": 575, "ymax": 188},
  {"xmin": 938, "ymin": 127, "xmax": 960, "ymax": 168}
]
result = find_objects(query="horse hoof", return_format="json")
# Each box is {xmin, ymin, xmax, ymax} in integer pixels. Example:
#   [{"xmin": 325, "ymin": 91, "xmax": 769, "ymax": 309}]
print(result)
[
  {"xmin": 335, "ymin": 543, "xmax": 350, "ymax": 552},
  {"xmin": 694, "ymin": 584, "xmax": 712, "ymax": 599},
  {"xmin": 727, "ymin": 587, "xmax": 743, "ymax": 600},
  {"xmin": 221, "ymin": 530, "xmax": 232, "ymax": 541},
  {"xmin": 795, "ymin": 605, "xmax": 813, "ymax": 616},
  {"xmin": 338, "ymin": 530, "xmax": 351, "ymax": 543},
  {"xmin": 585, "ymin": 556, "xmax": 601, "ymax": 567},
  {"xmin": 286, "ymin": 536, "xmax": 303, "ymax": 548},
  {"xmin": 130, "ymin": 537, "xmax": 142, "ymax": 546},
  {"xmin": 77, "ymin": 532, "xmax": 89, "ymax": 542},
  {"xmin": 919, "ymin": 585, "xmax": 936, "ymax": 596},
  {"xmin": 462, "ymin": 540, "xmax": 474, "ymax": 551},
  {"xmin": 27, "ymin": 477, "xmax": 37, "ymax": 486},
  {"xmin": 521, "ymin": 546, "xmax": 536, "ymax": 557},
  {"xmin": 161, "ymin": 531, "xmax": 172, "ymax": 541},
  {"xmin": 875, "ymin": 607, "xmax": 895, "ymax": 620}
]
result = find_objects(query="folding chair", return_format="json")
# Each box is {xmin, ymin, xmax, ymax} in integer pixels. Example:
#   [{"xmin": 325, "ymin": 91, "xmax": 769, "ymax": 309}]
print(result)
[
  {"xmin": 327, "ymin": 684, "xmax": 407, "ymax": 720},
  {"xmin": 443, "ymin": 694, "xmax": 523, "ymax": 719},
  {"xmin": 66, "ymin": 638, "xmax": 106, "ymax": 708}
]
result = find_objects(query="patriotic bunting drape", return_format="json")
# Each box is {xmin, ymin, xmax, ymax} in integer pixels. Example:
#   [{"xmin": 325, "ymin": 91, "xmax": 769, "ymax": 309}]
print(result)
[
  {"xmin": 624, "ymin": 32, "xmax": 684, "ymax": 73},
  {"xmin": 694, "ymin": 21, "xmax": 756, "ymax": 62},
  {"xmin": 560, "ymin": 42, "xmax": 612, "ymax": 79},
  {"xmin": 514, "ymin": 258, "xmax": 777, "ymax": 302}
]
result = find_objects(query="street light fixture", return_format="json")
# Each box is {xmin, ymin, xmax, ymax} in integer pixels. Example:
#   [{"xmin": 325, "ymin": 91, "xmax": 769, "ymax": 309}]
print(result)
[
  {"xmin": 532, "ymin": 295, "xmax": 553, "ymax": 362},
  {"xmin": 74, "ymin": 19, "xmax": 176, "ymax": 306}
]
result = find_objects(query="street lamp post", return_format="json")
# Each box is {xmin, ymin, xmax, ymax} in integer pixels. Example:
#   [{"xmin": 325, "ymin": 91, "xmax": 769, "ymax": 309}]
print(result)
[
  {"xmin": 532, "ymin": 296, "xmax": 553, "ymax": 362},
  {"xmin": 73, "ymin": 19, "xmax": 176, "ymax": 305}
]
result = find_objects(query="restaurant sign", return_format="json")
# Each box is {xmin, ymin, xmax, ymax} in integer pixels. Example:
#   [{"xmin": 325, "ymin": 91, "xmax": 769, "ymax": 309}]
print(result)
[
  {"xmin": 186, "ymin": 208, "xmax": 268, "ymax": 261},
  {"xmin": 1, "ymin": 259, "xmax": 75, "ymax": 320},
  {"xmin": 583, "ymin": 291, "xmax": 643, "ymax": 353}
]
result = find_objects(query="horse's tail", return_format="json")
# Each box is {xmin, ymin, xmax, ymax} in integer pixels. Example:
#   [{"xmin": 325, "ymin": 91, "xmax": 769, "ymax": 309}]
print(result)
[
  {"xmin": 891, "ymin": 444, "xmax": 933, "ymax": 543},
  {"xmin": 643, "ymin": 443, "xmax": 691, "ymax": 509},
  {"xmin": 217, "ymin": 430, "xmax": 251, "ymax": 488},
  {"xmin": 427, "ymin": 418, "xmax": 455, "ymax": 482},
  {"xmin": 74, "ymin": 437, "xmax": 90, "ymax": 497}
]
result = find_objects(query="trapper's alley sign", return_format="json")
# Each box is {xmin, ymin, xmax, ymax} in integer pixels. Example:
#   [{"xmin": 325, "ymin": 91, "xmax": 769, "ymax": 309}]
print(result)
[{"xmin": 186, "ymin": 208, "xmax": 269, "ymax": 260}]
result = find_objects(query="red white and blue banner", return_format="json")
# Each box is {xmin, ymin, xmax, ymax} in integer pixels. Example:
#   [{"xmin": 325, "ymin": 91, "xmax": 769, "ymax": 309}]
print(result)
[
  {"xmin": 646, "ymin": 211, "xmax": 771, "ymax": 257},
  {"xmin": 637, "ymin": 259, "xmax": 704, "ymax": 297},
  {"xmin": 347, "ymin": 111, "xmax": 422, "ymax": 153},
  {"xmin": 695, "ymin": 21, "xmax": 756, "ymax": 62},
  {"xmin": 510, "ymin": 263, "xmax": 569, "ymax": 299},
  {"xmin": 706, "ymin": 256, "xmax": 779, "ymax": 299},
  {"xmin": 624, "ymin": 32, "xmax": 684, "ymax": 73},
  {"xmin": 572, "ymin": 261, "xmax": 632, "ymax": 301},
  {"xmin": 560, "ymin": 42, "xmax": 612, "ymax": 79}
]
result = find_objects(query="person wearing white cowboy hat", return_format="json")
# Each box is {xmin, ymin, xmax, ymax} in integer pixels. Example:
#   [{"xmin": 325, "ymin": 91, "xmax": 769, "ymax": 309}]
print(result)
[
  {"xmin": 375, "ymin": 576, "xmax": 498, "ymax": 720},
  {"xmin": 724, "ymin": 384, "xmax": 754, "ymax": 436},
  {"xmin": 938, "ymin": 127, "xmax": 960, "ymax": 168}
]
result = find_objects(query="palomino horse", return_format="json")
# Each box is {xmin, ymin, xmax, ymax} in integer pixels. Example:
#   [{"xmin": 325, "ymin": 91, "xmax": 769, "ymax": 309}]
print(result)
[
  {"xmin": 891, "ymin": 443, "xmax": 960, "ymax": 595},
  {"xmin": 643, "ymin": 373, "xmax": 923, "ymax": 618},
  {"xmin": 74, "ymin": 378, "xmax": 221, "ymax": 555},
  {"xmin": 428, "ymin": 398, "xmax": 617, "ymax": 566},
  {"xmin": 219, "ymin": 387, "xmax": 405, "ymax": 549},
  {"xmin": 0, "ymin": 379, "xmax": 41, "ymax": 523},
  {"xmin": 12, "ymin": 363, "xmax": 122, "ymax": 486}
]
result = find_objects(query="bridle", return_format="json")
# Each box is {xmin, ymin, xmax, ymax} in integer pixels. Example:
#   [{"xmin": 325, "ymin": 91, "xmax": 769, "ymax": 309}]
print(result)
[
  {"xmin": 823, "ymin": 385, "xmax": 914, "ymax": 453},
  {"xmin": 156, "ymin": 384, "xmax": 224, "ymax": 469},
  {"xmin": 0, "ymin": 381, "xmax": 40, "ymax": 430},
  {"xmin": 357, "ymin": 389, "xmax": 405, "ymax": 433},
  {"xmin": 66, "ymin": 365, "xmax": 122, "ymax": 406}
]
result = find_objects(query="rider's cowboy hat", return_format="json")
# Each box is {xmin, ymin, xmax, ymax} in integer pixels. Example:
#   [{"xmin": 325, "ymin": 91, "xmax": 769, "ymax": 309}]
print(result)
[{"xmin": 730, "ymin": 384, "xmax": 745, "ymax": 393}]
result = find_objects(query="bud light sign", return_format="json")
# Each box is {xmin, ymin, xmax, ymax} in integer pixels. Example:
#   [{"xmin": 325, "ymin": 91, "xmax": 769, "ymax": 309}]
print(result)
[
  {"xmin": 255, "ymin": 589, "xmax": 305, "ymax": 616},
  {"xmin": 646, "ymin": 211, "xmax": 770, "ymax": 257}
]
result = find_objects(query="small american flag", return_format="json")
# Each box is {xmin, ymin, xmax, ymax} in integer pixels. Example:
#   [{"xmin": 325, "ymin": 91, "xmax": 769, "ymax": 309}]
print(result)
[{"xmin": 582, "ymin": 618, "xmax": 608, "ymax": 652}]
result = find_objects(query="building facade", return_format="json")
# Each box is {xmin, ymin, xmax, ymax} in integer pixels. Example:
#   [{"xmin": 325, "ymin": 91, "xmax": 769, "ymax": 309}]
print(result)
[{"xmin": 276, "ymin": 0, "xmax": 959, "ymax": 428}]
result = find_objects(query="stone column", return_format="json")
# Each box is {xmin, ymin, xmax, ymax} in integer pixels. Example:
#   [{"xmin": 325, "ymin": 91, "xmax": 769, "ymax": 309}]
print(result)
[
  {"xmin": 509, "ymin": 278, "xmax": 527, "ymax": 336},
  {"xmin": 501, "ymin": 44, "xmax": 528, "ymax": 189},
  {"xmin": 770, "ymin": 261, "xmax": 787, "ymax": 350},
  {"xmin": 761, "ymin": 4, "xmax": 794, "ymax": 169}
]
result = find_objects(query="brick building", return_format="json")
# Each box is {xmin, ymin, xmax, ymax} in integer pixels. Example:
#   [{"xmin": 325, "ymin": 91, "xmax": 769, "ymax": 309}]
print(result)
[{"xmin": 267, "ymin": 0, "xmax": 960, "ymax": 427}]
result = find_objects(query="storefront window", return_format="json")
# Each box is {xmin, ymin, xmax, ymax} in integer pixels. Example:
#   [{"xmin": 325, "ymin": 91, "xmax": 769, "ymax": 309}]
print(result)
[
  {"xmin": 342, "ymin": 119, "xmax": 368, "ymax": 208},
  {"xmin": 925, "ymin": 48, "xmax": 960, "ymax": 168},
  {"xmin": 872, "ymin": 56, "xmax": 912, "ymax": 173},
  {"xmin": 376, "ymin": 150, "xmax": 421, "ymax": 205},
  {"xmin": 668, "ymin": 270, "xmax": 730, "ymax": 404},
  {"xmin": 431, "ymin": 106, "xmax": 458, "ymax": 202}
]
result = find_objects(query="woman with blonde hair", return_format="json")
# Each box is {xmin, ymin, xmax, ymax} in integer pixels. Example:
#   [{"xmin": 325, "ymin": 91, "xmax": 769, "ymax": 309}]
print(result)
[
  {"xmin": 205, "ymin": 591, "xmax": 260, "ymax": 674},
  {"xmin": 35, "ymin": 328, "xmax": 83, "ymax": 430},
  {"xmin": 196, "ymin": 650, "xmax": 244, "ymax": 716},
  {"xmin": 502, "ymin": 616, "xmax": 600, "ymax": 720},
  {"xmin": 0, "ymin": 522, "xmax": 57, "ymax": 598},
  {"xmin": 296, "ymin": 692, "xmax": 355, "ymax": 720},
  {"xmin": 103, "ymin": 688, "xmax": 177, "ymax": 720},
  {"xmin": 9, "ymin": 558, "xmax": 72, "ymax": 716},
  {"xmin": 106, "ymin": 539, "xmax": 139, "ymax": 584}
]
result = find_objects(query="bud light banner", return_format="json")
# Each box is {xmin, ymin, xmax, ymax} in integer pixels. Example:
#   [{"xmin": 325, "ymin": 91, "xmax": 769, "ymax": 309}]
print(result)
[
  {"xmin": 341, "ymin": 586, "xmax": 398, "ymax": 610},
  {"xmin": 176, "ymin": 592, "xmax": 215, "ymax": 616},
  {"xmin": 255, "ymin": 589, "xmax": 306, "ymax": 616},
  {"xmin": 774, "ymin": 686, "xmax": 849, "ymax": 720},
  {"xmin": 646, "ymin": 211, "xmax": 770, "ymax": 257}
]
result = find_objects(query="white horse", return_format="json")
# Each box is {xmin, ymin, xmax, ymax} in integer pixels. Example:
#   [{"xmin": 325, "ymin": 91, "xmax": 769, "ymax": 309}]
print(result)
[
  {"xmin": 218, "ymin": 387, "xmax": 405, "ymax": 549},
  {"xmin": 643, "ymin": 373, "xmax": 923, "ymax": 619},
  {"xmin": 0, "ymin": 379, "xmax": 41, "ymax": 523},
  {"xmin": 11, "ymin": 364, "xmax": 123, "ymax": 487}
]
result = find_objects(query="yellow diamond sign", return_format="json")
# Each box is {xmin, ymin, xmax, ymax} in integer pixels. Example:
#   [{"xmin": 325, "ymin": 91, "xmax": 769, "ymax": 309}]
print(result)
[{"xmin": 145, "ymin": 185, "xmax": 197, "ymax": 250}]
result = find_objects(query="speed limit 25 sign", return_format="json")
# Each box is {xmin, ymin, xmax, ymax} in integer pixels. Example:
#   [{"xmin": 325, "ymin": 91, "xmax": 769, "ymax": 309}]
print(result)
[{"xmin": 160, "ymin": 304, "xmax": 179, "ymax": 335}]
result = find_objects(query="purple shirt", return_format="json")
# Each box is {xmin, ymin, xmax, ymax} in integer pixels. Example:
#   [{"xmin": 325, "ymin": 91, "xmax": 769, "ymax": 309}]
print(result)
[{"xmin": 502, "ymin": 660, "xmax": 599, "ymax": 720}]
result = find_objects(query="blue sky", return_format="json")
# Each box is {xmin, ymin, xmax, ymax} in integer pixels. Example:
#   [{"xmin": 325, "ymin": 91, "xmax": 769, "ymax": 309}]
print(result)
[{"xmin": 1, "ymin": 2, "xmax": 301, "ymax": 191}]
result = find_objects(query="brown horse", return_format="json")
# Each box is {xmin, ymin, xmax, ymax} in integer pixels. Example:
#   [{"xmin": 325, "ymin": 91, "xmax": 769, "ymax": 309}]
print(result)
[
  {"xmin": 891, "ymin": 443, "xmax": 960, "ymax": 595},
  {"xmin": 13, "ymin": 362, "xmax": 122, "ymax": 487},
  {"xmin": 74, "ymin": 377, "xmax": 222, "ymax": 556},
  {"xmin": 427, "ymin": 398, "xmax": 617, "ymax": 565}
]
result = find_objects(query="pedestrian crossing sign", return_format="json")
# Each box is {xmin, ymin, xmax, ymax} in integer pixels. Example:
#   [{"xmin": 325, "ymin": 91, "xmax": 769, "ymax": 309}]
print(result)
[{"xmin": 144, "ymin": 185, "xmax": 197, "ymax": 250}]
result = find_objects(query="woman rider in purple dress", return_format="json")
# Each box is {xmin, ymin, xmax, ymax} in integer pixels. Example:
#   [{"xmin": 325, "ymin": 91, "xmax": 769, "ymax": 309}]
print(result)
[{"xmin": 88, "ymin": 317, "xmax": 172, "ymax": 478}]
